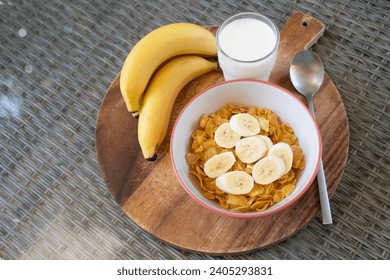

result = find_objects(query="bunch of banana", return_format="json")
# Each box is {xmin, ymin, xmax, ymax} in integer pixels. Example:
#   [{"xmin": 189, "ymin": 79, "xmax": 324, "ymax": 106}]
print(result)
[{"xmin": 119, "ymin": 23, "xmax": 218, "ymax": 160}]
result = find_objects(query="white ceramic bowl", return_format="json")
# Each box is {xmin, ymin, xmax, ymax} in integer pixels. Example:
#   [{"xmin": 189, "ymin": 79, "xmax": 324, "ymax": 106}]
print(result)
[{"xmin": 170, "ymin": 79, "xmax": 322, "ymax": 218}]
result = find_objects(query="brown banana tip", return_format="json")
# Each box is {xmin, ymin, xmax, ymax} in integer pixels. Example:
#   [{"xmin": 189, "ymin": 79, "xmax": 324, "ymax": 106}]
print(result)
[{"xmin": 146, "ymin": 154, "xmax": 157, "ymax": 162}]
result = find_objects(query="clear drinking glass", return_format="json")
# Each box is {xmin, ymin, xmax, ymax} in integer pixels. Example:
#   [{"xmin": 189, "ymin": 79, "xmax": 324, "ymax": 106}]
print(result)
[{"xmin": 216, "ymin": 12, "xmax": 280, "ymax": 81}]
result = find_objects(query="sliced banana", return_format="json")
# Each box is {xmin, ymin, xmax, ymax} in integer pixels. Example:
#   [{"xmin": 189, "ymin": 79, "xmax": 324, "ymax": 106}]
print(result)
[
  {"xmin": 268, "ymin": 142, "xmax": 293, "ymax": 174},
  {"xmin": 203, "ymin": 151, "xmax": 236, "ymax": 178},
  {"xmin": 252, "ymin": 155, "xmax": 286, "ymax": 185},
  {"xmin": 216, "ymin": 171, "xmax": 254, "ymax": 195},
  {"xmin": 235, "ymin": 136, "xmax": 267, "ymax": 164},
  {"xmin": 256, "ymin": 135, "xmax": 274, "ymax": 153},
  {"xmin": 214, "ymin": 122, "xmax": 241, "ymax": 148},
  {"xmin": 229, "ymin": 113, "xmax": 260, "ymax": 137}
]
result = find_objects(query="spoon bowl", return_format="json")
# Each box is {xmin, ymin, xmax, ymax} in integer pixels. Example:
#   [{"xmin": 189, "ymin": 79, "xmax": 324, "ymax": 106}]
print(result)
[
  {"xmin": 290, "ymin": 50, "xmax": 332, "ymax": 225},
  {"xmin": 290, "ymin": 51, "xmax": 324, "ymax": 97}
]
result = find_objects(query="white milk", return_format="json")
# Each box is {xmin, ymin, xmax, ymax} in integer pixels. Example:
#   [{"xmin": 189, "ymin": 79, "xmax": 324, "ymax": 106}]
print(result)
[{"xmin": 217, "ymin": 14, "xmax": 279, "ymax": 81}]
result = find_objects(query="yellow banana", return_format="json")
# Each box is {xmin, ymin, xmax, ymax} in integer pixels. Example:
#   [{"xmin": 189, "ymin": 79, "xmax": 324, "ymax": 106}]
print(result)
[
  {"xmin": 138, "ymin": 55, "xmax": 218, "ymax": 160},
  {"xmin": 120, "ymin": 23, "xmax": 217, "ymax": 116}
]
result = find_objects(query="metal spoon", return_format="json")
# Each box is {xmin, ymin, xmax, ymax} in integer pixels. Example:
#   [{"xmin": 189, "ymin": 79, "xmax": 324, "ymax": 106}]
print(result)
[{"xmin": 290, "ymin": 50, "xmax": 333, "ymax": 225}]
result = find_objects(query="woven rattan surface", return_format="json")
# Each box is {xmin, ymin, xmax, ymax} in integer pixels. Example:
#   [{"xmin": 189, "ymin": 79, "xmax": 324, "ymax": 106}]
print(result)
[{"xmin": 1, "ymin": 0, "xmax": 389, "ymax": 260}]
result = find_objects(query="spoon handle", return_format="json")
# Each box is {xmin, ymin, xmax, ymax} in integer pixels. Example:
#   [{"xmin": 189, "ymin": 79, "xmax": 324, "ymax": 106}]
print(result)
[
  {"xmin": 307, "ymin": 97, "xmax": 316, "ymax": 118},
  {"xmin": 307, "ymin": 97, "xmax": 333, "ymax": 224},
  {"xmin": 317, "ymin": 160, "xmax": 333, "ymax": 224}
]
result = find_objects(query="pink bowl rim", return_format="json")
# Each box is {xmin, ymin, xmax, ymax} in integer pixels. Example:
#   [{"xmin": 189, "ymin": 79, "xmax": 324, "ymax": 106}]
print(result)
[{"xmin": 170, "ymin": 78, "xmax": 322, "ymax": 219}]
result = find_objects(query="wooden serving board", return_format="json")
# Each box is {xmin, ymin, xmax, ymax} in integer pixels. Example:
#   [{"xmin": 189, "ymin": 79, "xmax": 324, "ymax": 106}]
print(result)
[{"xmin": 96, "ymin": 12, "xmax": 349, "ymax": 255}]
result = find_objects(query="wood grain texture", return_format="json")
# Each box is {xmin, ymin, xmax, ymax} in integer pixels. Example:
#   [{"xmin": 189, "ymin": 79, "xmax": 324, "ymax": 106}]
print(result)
[{"xmin": 95, "ymin": 11, "xmax": 349, "ymax": 255}]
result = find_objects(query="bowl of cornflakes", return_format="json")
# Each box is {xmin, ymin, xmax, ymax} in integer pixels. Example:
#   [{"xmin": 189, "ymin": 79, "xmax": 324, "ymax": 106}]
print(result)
[{"xmin": 170, "ymin": 79, "xmax": 322, "ymax": 218}]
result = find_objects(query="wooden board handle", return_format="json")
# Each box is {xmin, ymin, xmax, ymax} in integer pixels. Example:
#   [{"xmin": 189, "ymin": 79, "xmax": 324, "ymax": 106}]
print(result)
[{"xmin": 270, "ymin": 11, "xmax": 325, "ymax": 86}]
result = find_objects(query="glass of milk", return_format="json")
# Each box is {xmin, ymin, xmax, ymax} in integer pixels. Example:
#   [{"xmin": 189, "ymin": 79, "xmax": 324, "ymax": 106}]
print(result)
[{"xmin": 216, "ymin": 12, "xmax": 280, "ymax": 81}]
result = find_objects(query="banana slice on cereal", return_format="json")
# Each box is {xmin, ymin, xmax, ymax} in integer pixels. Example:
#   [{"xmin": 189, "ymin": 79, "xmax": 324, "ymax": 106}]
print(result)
[
  {"xmin": 216, "ymin": 170, "xmax": 254, "ymax": 195},
  {"xmin": 235, "ymin": 136, "xmax": 267, "ymax": 163},
  {"xmin": 268, "ymin": 142, "xmax": 293, "ymax": 174},
  {"xmin": 214, "ymin": 122, "xmax": 241, "ymax": 148},
  {"xmin": 229, "ymin": 113, "xmax": 260, "ymax": 137},
  {"xmin": 204, "ymin": 151, "xmax": 236, "ymax": 178},
  {"xmin": 252, "ymin": 155, "xmax": 286, "ymax": 185},
  {"xmin": 256, "ymin": 135, "xmax": 274, "ymax": 153}
]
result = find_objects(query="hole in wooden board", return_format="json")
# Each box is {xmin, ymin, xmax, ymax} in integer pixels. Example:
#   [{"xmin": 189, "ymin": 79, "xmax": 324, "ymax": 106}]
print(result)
[{"xmin": 302, "ymin": 21, "xmax": 308, "ymax": 27}]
